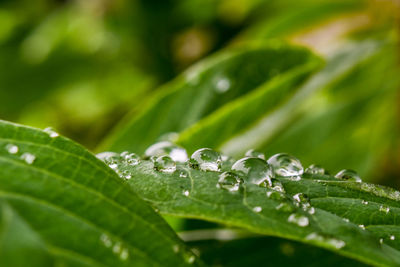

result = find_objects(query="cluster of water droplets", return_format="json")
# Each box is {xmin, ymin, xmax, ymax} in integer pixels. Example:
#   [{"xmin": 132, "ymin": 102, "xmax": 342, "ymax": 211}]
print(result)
[{"xmin": 97, "ymin": 142, "xmax": 399, "ymax": 250}]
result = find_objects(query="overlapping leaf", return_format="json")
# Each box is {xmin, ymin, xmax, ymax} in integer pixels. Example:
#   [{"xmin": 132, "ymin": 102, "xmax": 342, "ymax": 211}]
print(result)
[{"xmin": 0, "ymin": 120, "xmax": 199, "ymax": 267}]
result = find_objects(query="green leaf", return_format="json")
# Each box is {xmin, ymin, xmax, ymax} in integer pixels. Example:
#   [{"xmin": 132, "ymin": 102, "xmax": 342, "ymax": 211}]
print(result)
[
  {"xmin": 100, "ymin": 43, "xmax": 322, "ymax": 154},
  {"xmin": 0, "ymin": 120, "xmax": 199, "ymax": 267},
  {"xmin": 115, "ymin": 158, "xmax": 400, "ymax": 266}
]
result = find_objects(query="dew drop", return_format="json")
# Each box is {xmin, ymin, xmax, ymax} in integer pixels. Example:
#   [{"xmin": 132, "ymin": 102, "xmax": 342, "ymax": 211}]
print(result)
[
  {"xmin": 231, "ymin": 157, "xmax": 272, "ymax": 186},
  {"xmin": 5, "ymin": 144, "xmax": 18, "ymax": 154},
  {"xmin": 253, "ymin": 206, "xmax": 262, "ymax": 213},
  {"xmin": 100, "ymin": 233, "xmax": 112, "ymax": 248},
  {"xmin": 44, "ymin": 127, "xmax": 59, "ymax": 138},
  {"xmin": 335, "ymin": 169, "xmax": 362, "ymax": 183},
  {"xmin": 380, "ymin": 238, "xmax": 384, "ymax": 244},
  {"xmin": 172, "ymin": 244, "xmax": 180, "ymax": 253},
  {"xmin": 305, "ymin": 233, "xmax": 346, "ymax": 249},
  {"xmin": 121, "ymin": 170, "xmax": 132, "ymax": 179},
  {"xmin": 267, "ymin": 153, "xmax": 303, "ymax": 177},
  {"xmin": 379, "ymin": 205, "xmax": 390, "ymax": 213},
  {"xmin": 179, "ymin": 169, "xmax": 188, "ymax": 178},
  {"xmin": 305, "ymin": 164, "xmax": 325, "ymax": 175},
  {"xmin": 245, "ymin": 149, "xmax": 265, "ymax": 160},
  {"xmin": 276, "ymin": 202, "xmax": 294, "ymax": 212},
  {"xmin": 390, "ymin": 235, "xmax": 395, "ymax": 240},
  {"xmin": 215, "ymin": 77, "xmax": 231, "ymax": 93},
  {"xmin": 96, "ymin": 152, "xmax": 119, "ymax": 162},
  {"xmin": 120, "ymin": 248, "xmax": 129, "ymax": 261},
  {"xmin": 362, "ymin": 200, "xmax": 369, "ymax": 205},
  {"xmin": 113, "ymin": 242, "xmax": 122, "ymax": 254},
  {"xmin": 359, "ymin": 224, "xmax": 365, "ymax": 230},
  {"xmin": 288, "ymin": 213, "xmax": 309, "ymax": 227},
  {"xmin": 267, "ymin": 190, "xmax": 286, "ymax": 200},
  {"xmin": 183, "ymin": 190, "xmax": 190, "ymax": 197},
  {"xmin": 21, "ymin": 152, "xmax": 35, "ymax": 164},
  {"xmin": 122, "ymin": 152, "xmax": 140, "ymax": 166},
  {"xmin": 189, "ymin": 148, "xmax": 221, "ymax": 172},
  {"xmin": 217, "ymin": 171, "xmax": 242, "ymax": 192},
  {"xmin": 292, "ymin": 193, "xmax": 312, "ymax": 212},
  {"xmin": 145, "ymin": 141, "xmax": 188, "ymax": 163},
  {"xmin": 153, "ymin": 155, "xmax": 176, "ymax": 174}
]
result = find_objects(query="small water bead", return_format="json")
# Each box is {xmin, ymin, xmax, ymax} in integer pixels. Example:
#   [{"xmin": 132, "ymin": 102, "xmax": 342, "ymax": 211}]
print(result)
[
  {"xmin": 335, "ymin": 169, "xmax": 362, "ymax": 183},
  {"xmin": 379, "ymin": 205, "xmax": 390, "ymax": 213},
  {"xmin": 21, "ymin": 152, "xmax": 36, "ymax": 164},
  {"xmin": 172, "ymin": 244, "xmax": 180, "ymax": 253},
  {"xmin": 359, "ymin": 225, "xmax": 366, "ymax": 230},
  {"xmin": 215, "ymin": 77, "xmax": 231, "ymax": 93},
  {"xmin": 245, "ymin": 149, "xmax": 265, "ymax": 160},
  {"xmin": 380, "ymin": 238, "xmax": 384, "ymax": 244},
  {"xmin": 288, "ymin": 213, "xmax": 309, "ymax": 227},
  {"xmin": 306, "ymin": 233, "xmax": 346, "ymax": 249},
  {"xmin": 121, "ymin": 170, "xmax": 132, "ymax": 179},
  {"xmin": 270, "ymin": 179, "xmax": 285, "ymax": 192},
  {"xmin": 183, "ymin": 190, "xmax": 190, "ymax": 197},
  {"xmin": 121, "ymin": 152, "xmax": 140, "ymax": 166},
  {"xmin": 179, "ymin": 169, "xmax": 188, "ymax": 178},
  {"xmin": 145, "ymin": 141, "xmax": 188, "ymax": 163},
  {"xmin": 5, "ymin": 144, "xmax": 18, "ymax": 154},
  {"xmin": 217, "ymin": 171, "xmax": 242, "ymax": 192},
  {"xmin": 253, "ymin": 206, "xmax": 262, "ymax": 213},
  {"xmin": 267, "ymin": 153, "xmax": 303, "ymax": 177},
  {"xmin": 113, "ymin": 242, "xmax": 122, "ymax": 254},
  {"xmin": 276, "ymin": 202, "xmax": 294, "ymax": 212},
  {"xmin": 390, "ymin": 235, "xmax": 396, "ymax": 240},
  {"xmin": 362, "ymin": 200, "xmax": 369, "ymax": 205},
  {"xmin": 120, "ymin": 248, "xmax": 129, "ymax": 261},
  {"xmin": 266, "ymin": 191, "xmax": 286, "ymax": 201},
  {"xmin": 293, "ymin": 193, "xmax": 311, "ymax": 209},
  {"xmin": 153, "ymin": 155, "xmax": 176, "ymax": 174},
  {"xmin": 96, "ymin": 152, "xmax": 119, "ymax": 161},
  {"xmin": 189, "ymin": 148, "xmax": 221, "ymax": 172},
  {"xmin": 305, "ymin": 164, "xmax": 325, "ymax": 175},
  {"xmin": 44, "ymin": 127, "xmax": 59, "ymax": 138},
  {"xmin": 100, "ymin": 233, "xmax": 112, "ymax": 248},
  {"xmin": 231, "ymin": 157, "xmax": 272, "ymax": 186}
]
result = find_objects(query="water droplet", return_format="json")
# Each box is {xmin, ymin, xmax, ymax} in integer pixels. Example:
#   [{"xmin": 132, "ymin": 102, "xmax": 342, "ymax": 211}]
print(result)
[
  {"xmin": 270, "ymin": 179, "xmax": 285, "ymax": 192},
  {"xmin": 231, "ymin": 157, "xmax": 272, "ymax": 186},
  {"xmin": 288, "ymin": 213, "xmax": 309, "ymax": 227},
  {"xmin": 276, "ymin": 202, "xmax": 294, "ymax": 212},
  {"xmin": 267, "ymin": 190, "xmax": 286, "ymax": 200},
  {"xmin": 390, "ymin": 235, "xmax": 396, "ymax": 240},
  {"xmin": 359, "ymin": 224, "xmax": 365, "ymax": 230},
  {"xmin": 187, "ymin": 255, "xmax": 196, "ymax": 264},
  {"xmin": 305, "ymin": 164, "xmax": 325, "ymax": 175},
  {"xmin": 293, "ymin": 193, "xmax": 311, "ymax": 212},
  {"xmin": 120, "ymin": 248, "xmax": 129, "ymax": 261},
  {"xmin": 153, "ymin": 155, "xmax": 176, "ymax": 174},
  {"xmin": 343, "ymin": 218, "xmax": 350, "ymax": 223},
  {"xmin": 44, "ymin": 127, "xmax": 59, "ymax": 138},
  {"xmin": 5, "ymin": 144, "xmax": 18, "ymax": 154},
  {"xmin": 267, "ymin": 153, "xmax": 303, "ymax": 177},
  {"xmin": 380, "ymin": 238, "xmax": 384, "ymax": 244},
  {"xmin": 121, "ymin": 170, "xmax": 132, "ymax": 179},
  {"xmin": 100, "ymin": 233, "xmax": 112, "ymax": 247},
  {"xmin": 183, "ymin": 190, "xmax": 190, "ymax": 197},
  {"xmin": 335, "ymin": 169, "xmax": 362, "ymax": 182},
  {"xmin": 379, "ymin": 205, "xmax": 390, "ymax": 213},
  {"xmin": 96, "ymin": 152, "xmax": 119, "ymax": 162},
  {"xmin": 215, "ymin": 77, "xmax": 231, "ymax": 93},
  {"xmin": 217, "ymin": 171, "xmax": 242, "ymax": 192},
  {"xmin": 113, "ymin": 242, "xmax": 122, "ymax": 254},
  {"xmin": 362, "ymin": 200, "xmax": 368, "ymax": 205},
  {"xmin": 173, "ymin": 245, "xmax": 180, "ymax": 253},
  {"xmin": 21, "ymin": 153, "xmax": 35, "ymax": 164},
  {"xmin": 145, "ymin": 141, "xmax": 188, "ymax": 163},
  {"xmin": 306, "ymin": 233, "xmax": 346, "ymax": 249},
  {"xmin": 189, "ymin": 148, "xmax": 221, "ymax": 172},
  {"xmin": 109, "ymin": 163, "xmax": 118, "ymax": 169},
  {"xmin": 252, "ymin": 206, "xmax": 262, "ymax": 213},
  {"xmin": 245, "ymin": 149, "xmax": 265, "ymax": 160},
  {"xmin": 121, "ymin": 152, "xmax": 140, "ymax": 166},
  {"xmin": 179, "ymin": 169, "xmax": 188, "ymax": 178}
]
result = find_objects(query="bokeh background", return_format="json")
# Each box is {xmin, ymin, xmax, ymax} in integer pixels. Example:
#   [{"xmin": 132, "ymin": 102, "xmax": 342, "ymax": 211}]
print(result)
[{"xmin": 0, "ymin": 0, "xmax": 399, "ymax": 186}]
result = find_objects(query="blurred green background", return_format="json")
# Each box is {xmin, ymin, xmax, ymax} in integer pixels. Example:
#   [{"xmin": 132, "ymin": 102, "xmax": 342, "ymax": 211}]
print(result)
[{"xmin": 0, "ymin": 0, "xmax": 399, "ymax": 187}]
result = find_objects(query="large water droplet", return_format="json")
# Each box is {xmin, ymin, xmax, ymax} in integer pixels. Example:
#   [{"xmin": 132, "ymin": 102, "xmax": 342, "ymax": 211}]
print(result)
[
  {"xmin": 231, "ymin": 157, "xmax": 272, "ymax": 186},
  {"xmin": 21, "ymin": 152, "xmax": 35, "ymax": 164},
  {"xmin": 217, "ymin": 171, "xmax": 242, "ymax": 192},
  {"xmin": 245, "ymin": 149, "xmax": 265, "ymax": 160},
  {"xmin": 189, "ymin": 148, "xmax": 221, "ymax": 172},
  {"xmin": 153, "ymin": 155, "xmax": 176, "ymax": 173},
  {"xmin": 145, "ymin": 141, "xmax": 188, "ymax": 163},
  {"xmin": 5, "ymin": 144, "xmax": 18, "ymax": 154},
  {"xmin": 305, "ymin": 164, "xmax": 325, "ymax": 175},
  {"xmin": 288, "ymin": 213, "xmax": 309, "ymax": 227},
  {"xmin": 44, "ymin": 127, "xmax": 59, "ymax": 138},
  {"xmin": 267, "ymin": 153, "xmax": 303, "ymax": 177},
  {"xmin": 335, "ymin": 169, "xmax": 362, "ymax": 182}
]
